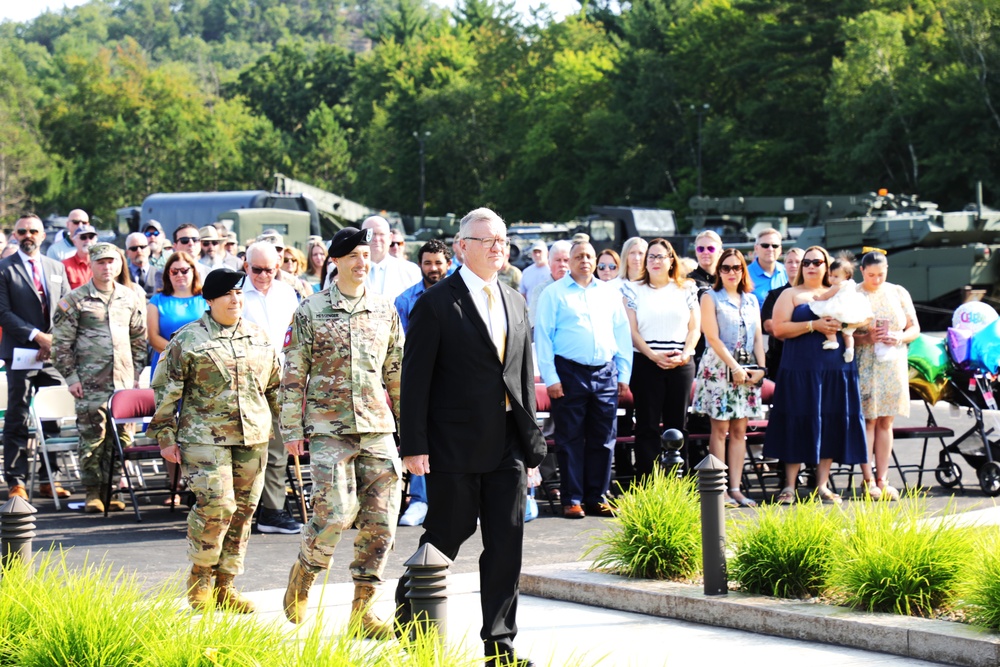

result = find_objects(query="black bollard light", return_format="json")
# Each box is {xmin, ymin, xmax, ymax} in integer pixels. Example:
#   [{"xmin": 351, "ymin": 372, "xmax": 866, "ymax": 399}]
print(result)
[
  {"xmin": 0, "ymin": 496, "xmax": 37, "ymax": 569},
  {"xmin": 402, "ymin": 543, "xmax": 453, "ymax": 642},
  {"xmin": 693, "ymin": 454, "xmax": 728, "ymax": 596},
  {"xmin": 659, "ymin": 428, "xmax": 686, "ymax": 477}
]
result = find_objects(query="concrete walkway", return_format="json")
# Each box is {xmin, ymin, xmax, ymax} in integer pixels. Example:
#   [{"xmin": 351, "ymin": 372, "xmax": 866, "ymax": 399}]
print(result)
[{"xmin": 243, "ymin": 572, "xmax": 948, "ymax": 667}]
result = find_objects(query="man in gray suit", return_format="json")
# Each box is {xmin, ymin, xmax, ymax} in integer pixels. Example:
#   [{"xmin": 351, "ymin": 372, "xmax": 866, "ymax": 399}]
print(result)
[{"xmin": 0, "ymin": 214, "xmax": 72, "ymax": 500}]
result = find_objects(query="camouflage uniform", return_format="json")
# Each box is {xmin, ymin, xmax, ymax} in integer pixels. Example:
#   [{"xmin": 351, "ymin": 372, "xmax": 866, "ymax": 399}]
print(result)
[
  {"xmin": 280, "ymin": 284, "xmax": 403, "ymax": 580},
  {"xmin": 148, "ymin": 313, "xmax": 281, "ymax": 575},
  {"xmin": 51, "ymin": 281, "xmax": 146, "ymax": 489}
]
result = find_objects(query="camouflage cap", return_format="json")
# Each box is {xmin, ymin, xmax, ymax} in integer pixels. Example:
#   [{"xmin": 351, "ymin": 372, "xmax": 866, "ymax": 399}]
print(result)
[
  {"xmin": 89, "ymin": 242, "xmax": 120, "ymax": 262},
  {"xmin": 202, "ymin": 268, "xmax": 246, "ymax": 299},
  {"xmin": 328, "ymin": 227, "xmax": 372, "ymax": 258}
]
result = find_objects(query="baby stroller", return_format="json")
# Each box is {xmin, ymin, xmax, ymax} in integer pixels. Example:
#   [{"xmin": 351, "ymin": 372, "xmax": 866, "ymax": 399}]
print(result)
[{"xmin": 934, "ymin": 370, "xmax": 1000, "ymax": 496}]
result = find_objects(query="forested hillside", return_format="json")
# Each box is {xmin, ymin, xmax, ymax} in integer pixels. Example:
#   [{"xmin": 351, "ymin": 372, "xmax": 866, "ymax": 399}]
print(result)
[{"xmin": 1, "ymin": 0, "xmax": 998, "ymax": 227}]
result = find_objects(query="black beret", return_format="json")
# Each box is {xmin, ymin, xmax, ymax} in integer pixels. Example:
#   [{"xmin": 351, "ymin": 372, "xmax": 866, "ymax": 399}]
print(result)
[
  {"xmin": 328, "ymin": 227, "xmax": 372, "ymax": 258},
  {"xmin": 202, "ymin": 268, "xmax": 246, "ymax": 300}
]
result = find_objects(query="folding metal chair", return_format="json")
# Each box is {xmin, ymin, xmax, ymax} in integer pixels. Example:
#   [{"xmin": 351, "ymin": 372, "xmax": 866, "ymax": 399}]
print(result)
[
  {"xmin": 106, "ymin": 388, "xmax": 180, "ymax": 522},
  {"xmin": 27, "ymin": 386, "xmax": 81, "ymax": 510}
]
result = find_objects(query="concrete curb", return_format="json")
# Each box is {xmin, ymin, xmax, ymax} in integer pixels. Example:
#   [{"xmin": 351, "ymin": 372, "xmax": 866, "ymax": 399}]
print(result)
[{"xmin": 520, "ymin": 562, "xmax": 1000, "ymax": 667}]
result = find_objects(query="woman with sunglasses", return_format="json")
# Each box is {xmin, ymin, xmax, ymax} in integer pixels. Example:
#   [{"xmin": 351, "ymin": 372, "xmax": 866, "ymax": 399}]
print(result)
[
  {"xmin": 762, "ymin": 246, "xmax": 867, "ymax": 505},
  {"xmin": 692, "ymin": 249, "xmax": 764, "ymax": 507},
  {"xmin": 148, "ymin": 251, "xmax": 206, "ymax": 379},
  {"xmin": 625, "ymin": 239, "xmax": 700, "ymax": 481},
  {"xmin": 596, "ymin": 249, "xmax": 622, "ymax": 287}
]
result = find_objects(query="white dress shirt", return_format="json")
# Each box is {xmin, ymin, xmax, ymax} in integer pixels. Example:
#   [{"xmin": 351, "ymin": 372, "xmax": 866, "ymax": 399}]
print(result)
[
  {"xmin": 241, "ymin": 278, "xmax": 299, "ymax": 363},
  {"xmin": 368, "ymin": 255, "xmax": 421, "ymax": 302}
]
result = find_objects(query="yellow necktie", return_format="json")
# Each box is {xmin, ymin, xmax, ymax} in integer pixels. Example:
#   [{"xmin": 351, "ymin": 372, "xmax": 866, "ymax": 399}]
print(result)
[{"xmin": 483, "ymin": 285, "xmax": 506, "ymax": 362}]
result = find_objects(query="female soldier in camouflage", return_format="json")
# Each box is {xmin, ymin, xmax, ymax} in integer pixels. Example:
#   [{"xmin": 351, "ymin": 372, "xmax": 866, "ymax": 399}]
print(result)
[{"xmin": 148, "ymin": 268, "xmax": 281, "ymax": 612}]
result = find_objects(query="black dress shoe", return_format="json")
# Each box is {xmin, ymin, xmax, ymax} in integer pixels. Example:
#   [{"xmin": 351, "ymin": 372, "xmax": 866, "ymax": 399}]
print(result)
[{"xmin": 585, "ymin": 502, "xmax": 615, "ymax": 518}]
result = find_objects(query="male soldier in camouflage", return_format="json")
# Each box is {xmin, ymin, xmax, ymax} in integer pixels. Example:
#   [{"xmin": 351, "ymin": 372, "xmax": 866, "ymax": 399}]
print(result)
[
  {"xmin": 51, "ymin": 243, "xmax": 147, "ymax": 513},
  {"xmin": 148, "ymin": 268, "xmax": 281, "ymax": 613},
  {"xmin": 280, "ymin": 226, "xmax": 404, "ymax": 636}
]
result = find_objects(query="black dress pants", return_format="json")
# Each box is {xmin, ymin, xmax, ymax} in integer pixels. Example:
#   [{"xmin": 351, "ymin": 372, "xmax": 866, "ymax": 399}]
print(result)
[
  {"xmin": 3, "ymin": 362, "xmax": 65, "ymax": 488},
  {"xmin": 631, "ymin": 355, "xmax": 695, "ymax": 478},
  {"xmin": 395, "ymin": 414, "xmax": 527, "ymax": 655}
]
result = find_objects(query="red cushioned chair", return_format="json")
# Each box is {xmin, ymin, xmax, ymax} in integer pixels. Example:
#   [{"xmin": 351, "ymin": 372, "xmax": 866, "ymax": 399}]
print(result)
[{"xmin": 106, "ymin": 388, "xmax": 180, "ymax": 522}]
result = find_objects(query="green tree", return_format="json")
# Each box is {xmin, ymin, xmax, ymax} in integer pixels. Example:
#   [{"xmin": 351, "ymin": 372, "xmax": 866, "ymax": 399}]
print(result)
[{"xmin": 0, "ymin": 43, "xmax": 52, "ymax": 222}]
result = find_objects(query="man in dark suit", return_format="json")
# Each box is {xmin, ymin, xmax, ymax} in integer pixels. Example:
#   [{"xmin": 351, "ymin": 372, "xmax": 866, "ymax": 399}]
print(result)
[
  {"xmin": 0, "ymin": 213, "xmax": 72, "ymax": 500},
  {"xmin": 394, "ymin": 207, "xmax": 546, "ymax": 667}
]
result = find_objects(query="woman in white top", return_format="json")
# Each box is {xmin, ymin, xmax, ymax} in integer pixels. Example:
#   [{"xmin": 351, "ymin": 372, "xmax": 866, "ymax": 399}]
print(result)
[{"xmin": 624, "ymin": 238, "xmax": 700, "ymax": 479}]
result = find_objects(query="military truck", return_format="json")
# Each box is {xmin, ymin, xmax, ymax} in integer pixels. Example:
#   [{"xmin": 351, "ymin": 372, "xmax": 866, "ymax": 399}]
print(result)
[
  {"xmin": 115, "ymin": 174, "xmax": 374, "ymax": 248},
  {"xmin": 688, "ymin": 187, "xmax": 1000, "ymax": 328}
]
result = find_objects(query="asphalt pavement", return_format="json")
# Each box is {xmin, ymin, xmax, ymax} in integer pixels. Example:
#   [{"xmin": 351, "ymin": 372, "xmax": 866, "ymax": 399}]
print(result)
[{"xmin": 24, "ymin": 398, "xmax": 1000, "ymax": 593}]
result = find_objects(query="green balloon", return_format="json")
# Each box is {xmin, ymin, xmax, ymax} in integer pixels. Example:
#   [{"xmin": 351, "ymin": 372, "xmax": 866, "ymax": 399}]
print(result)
[{"xmin": 907, "ymin": 334, "xmax": 949, "ymax": 382}]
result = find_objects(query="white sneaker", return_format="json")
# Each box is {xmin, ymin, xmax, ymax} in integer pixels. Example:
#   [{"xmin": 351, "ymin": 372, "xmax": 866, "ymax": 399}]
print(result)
[{"xmin": 399, "ymin": 501, "xmax": 427, "ymax": 526}]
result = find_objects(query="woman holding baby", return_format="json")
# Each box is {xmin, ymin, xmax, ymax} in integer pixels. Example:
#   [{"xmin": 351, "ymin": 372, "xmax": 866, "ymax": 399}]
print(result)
[
  {"xmin": 762, "ymin": 246, "xmax": 868, "ymax": 505},
  {"xmin": 853, "ymin": 250, "xmax": 920, "ymax": 501}
]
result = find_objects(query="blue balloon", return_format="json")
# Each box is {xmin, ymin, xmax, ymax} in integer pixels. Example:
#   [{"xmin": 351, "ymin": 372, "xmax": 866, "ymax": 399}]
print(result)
[{"xmin": 969, "ymin": 319, "xmax": 1000, "ymax": 374}]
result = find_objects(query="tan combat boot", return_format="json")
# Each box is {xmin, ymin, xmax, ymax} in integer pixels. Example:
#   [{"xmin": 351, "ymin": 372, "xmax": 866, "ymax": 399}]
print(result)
[
  {"xmin": 187, "ymin": 565, "xmax": 214, "ymax": 610},
  {"xmin": 282, "ymin": 559, "xmax": 318, "ymax": 624},
  {"xmin": 351, "ymin": 581, "xmax": 393, "ymax": 640},
  {"xmin": 84, "ymin": 487, "xmax": 104, "ymax": 514},
  {"xmin": 107, "ymin": 492, "xmax": 126, "ymax": 512},
  {"xmin": 214, "ymin": 572, "xmax": 256, "ymax": 614}
]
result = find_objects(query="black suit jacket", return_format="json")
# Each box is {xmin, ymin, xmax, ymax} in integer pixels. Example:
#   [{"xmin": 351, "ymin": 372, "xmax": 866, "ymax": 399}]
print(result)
[
  {"xmin": 0, "ymin": 253, "xmax": 70, "ymax": 360},
  {"xmin": 400, "ymin": 271, "xmax": 546, "ymax": 473}
]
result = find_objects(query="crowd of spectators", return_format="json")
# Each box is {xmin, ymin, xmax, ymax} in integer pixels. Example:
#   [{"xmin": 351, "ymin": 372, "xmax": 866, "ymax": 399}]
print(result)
[{"xmin": 1, "ymin": 211, "xmax": 920, "ymax": 528}]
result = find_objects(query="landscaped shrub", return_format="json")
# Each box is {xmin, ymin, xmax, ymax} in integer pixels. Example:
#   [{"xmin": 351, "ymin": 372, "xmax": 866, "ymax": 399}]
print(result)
[
  {"xmin": 0, "ymin": 552, "xmax": 492, "ymax": 667},
  {"xmin": 584, "ymin": 468, "xmax": 701, "ymax": 580},
  {"xmin": 957, "ymin": 528, "xmax": 1000, "ymax": 630},
  {"xmin": 828, "ymin": 499, "xmax": 975, "ymax": 617},
  {"xmin": 729, "ymin": 501, "xmax": 844, "ymax": 598}
]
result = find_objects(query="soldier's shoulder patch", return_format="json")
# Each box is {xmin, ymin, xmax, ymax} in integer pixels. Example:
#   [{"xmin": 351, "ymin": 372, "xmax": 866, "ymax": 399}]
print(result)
[
  {"xmin": 283, "ymin": 325, "xmax": 293, "ymax": 348},
  {"xmin": 57, "ymin": 298, "xmax": 71, "ymax": 312}
]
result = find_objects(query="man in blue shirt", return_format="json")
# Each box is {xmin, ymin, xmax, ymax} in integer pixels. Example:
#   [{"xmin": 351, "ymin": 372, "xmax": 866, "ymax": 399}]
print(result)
[
  {"xmin": 534, "ymin": 241, "xmax": 632, "ymax": 519},
  {"xmin": 747, "ymin": 228, "xmax": 788, "ymax": 308},
  {"xmin": 393, "ymin": 238, "xmax": 450, "ymax": 526}
]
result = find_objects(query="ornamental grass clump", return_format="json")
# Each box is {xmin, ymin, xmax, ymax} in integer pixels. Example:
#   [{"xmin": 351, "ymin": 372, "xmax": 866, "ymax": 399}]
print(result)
[
  {"xmin": 584, "ymin": 468, "xmax": 701, "ymax": 580},
  {"xmin": 0, "ymin": 551, "xmax": 492, "ymax": 667},
  {"xmin": 729, "ymin": 501, "xmax": 843, "ymax": 598},
  {"xmin": 957, "ymin": 528, "xmax": 1000, "ymax": 629},
  {"xmin": 828, "ymin": 498, "xmax": 975, "ymax": 617}
]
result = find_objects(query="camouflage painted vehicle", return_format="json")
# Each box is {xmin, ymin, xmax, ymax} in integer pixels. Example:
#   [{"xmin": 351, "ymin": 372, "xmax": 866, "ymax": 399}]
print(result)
[{"xmin": 689, "ymin": 187, "xmax": 1000, "ymax": 328}]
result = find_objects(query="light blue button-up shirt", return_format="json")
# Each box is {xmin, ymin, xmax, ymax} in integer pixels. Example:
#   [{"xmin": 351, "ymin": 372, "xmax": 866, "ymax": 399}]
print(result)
[
  {"xmin": 534, "ymin": 274, "xmax": 633, "ymax": 387},
  {"xmin": 748, "ymin": 259, "xmax": 788, "ymax": 309}
]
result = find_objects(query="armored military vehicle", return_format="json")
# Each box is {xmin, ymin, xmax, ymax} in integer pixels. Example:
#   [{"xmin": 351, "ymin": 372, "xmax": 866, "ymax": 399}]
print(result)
[{"xmin": 689, "ymin": 187, "xmax": 1000, "ymax": 328}]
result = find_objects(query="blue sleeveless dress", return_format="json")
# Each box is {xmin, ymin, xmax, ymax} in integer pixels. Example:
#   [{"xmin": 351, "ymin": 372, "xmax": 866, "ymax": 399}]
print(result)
[{"xmin": 762, "ymin": 304, "xmax": 867, "ymax": 465}]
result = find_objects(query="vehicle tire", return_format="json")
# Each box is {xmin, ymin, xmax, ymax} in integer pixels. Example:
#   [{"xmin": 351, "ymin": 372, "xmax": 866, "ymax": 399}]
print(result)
[
  {"xmin": 934, "ymin": 462, "xmax": 962, "ymax": 489},
  {"xmin": 978, "ymin": 461, "xmax": 1000, "ymax": 497}
]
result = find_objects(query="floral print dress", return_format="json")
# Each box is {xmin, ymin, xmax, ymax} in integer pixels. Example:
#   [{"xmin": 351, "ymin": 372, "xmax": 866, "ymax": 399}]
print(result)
[
  {"xmin": 855, "ymin": 282, "xmax": 916, "ymax": 419},
  {"xmin": 692, "ymin": 289, "xmax": 763, "ymax": 421}
]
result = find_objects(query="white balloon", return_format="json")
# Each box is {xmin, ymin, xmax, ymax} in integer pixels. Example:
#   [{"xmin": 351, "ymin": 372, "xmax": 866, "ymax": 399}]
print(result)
[{"xmin": 952, "ymin": 301, "xmax": 999, "ymax": 333}]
